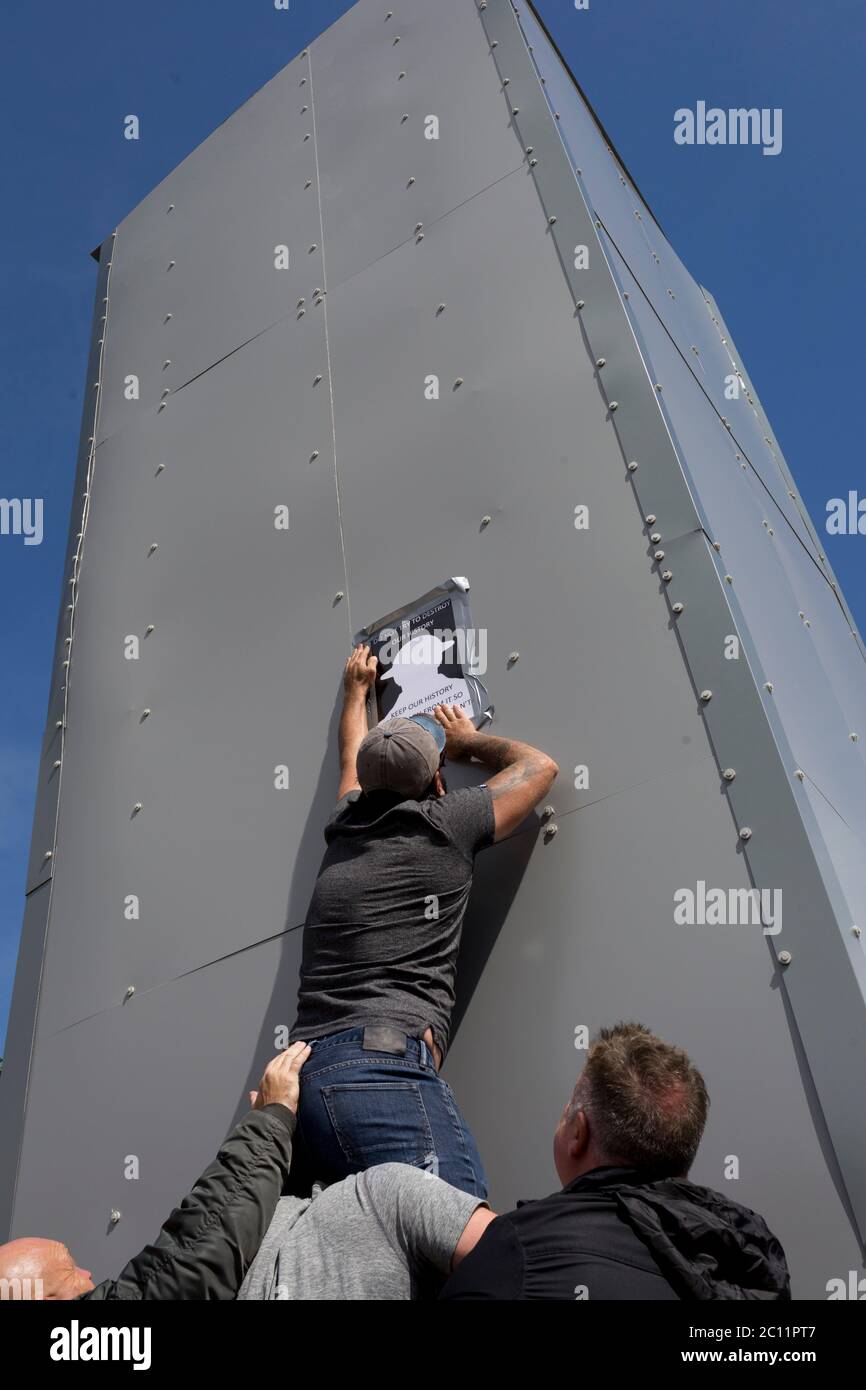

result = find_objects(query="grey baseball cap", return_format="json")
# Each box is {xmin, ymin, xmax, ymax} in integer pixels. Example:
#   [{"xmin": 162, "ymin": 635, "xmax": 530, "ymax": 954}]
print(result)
[{"xmin": 356, "ymin": 714, "xmax": 446, "ymax": 797}]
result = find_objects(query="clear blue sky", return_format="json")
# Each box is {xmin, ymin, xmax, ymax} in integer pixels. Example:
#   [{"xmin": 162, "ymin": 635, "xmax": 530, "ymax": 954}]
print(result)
[{"xmin": 1, "ymin": 0, "xmax": 864, "ymax": 1050}]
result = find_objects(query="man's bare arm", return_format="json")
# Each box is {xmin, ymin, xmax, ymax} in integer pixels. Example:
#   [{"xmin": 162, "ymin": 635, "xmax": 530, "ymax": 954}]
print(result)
[
  {"xmin": 337, "ymin": 646, "xmax": 377, "ymax": 801},
  {"xmin": 434, "ymin": 705, "xmax": 558, "ymax": 841}
]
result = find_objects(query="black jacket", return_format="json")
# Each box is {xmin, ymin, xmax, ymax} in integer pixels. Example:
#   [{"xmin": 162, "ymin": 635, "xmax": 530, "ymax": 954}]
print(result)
[
  {"xmin": 82, "ymin": 1105, "xmax": 295, "ymax": 1300},
  {"xmin": 440, "ymin": 1166, "xmax": 791, "ymax": 1301}
]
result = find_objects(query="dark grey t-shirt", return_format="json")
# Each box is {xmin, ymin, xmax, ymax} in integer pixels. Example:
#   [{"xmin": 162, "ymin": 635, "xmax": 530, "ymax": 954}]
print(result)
[{"xmin": 291, "ymin": 784, "xmax": 495, "ymax": 1058}]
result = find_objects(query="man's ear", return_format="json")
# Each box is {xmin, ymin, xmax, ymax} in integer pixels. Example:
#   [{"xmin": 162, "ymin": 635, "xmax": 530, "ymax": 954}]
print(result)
[
  {"xmin": 433, "ymin": 770, "xmax": 446, "ymax": 798},
  {"xmin": 568, "ymin": 1106, "xmax": 591, "ymax": 1161}
]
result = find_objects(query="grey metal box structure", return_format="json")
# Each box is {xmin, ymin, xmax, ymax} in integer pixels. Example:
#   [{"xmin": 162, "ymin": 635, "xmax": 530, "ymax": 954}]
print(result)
[{"xmin": 2, "ymin": 0, "xmax": 864, "ymax": 1297}]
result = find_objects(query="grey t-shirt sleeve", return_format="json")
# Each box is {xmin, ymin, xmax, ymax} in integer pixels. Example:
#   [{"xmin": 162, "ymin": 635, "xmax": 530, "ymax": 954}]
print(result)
[
  {"xmin": 426, "ymin": 785, "xmax": 496, "ymax": 860},
  {"xmin": 361, "ymin": 1164, "xmax": 487, "ymax": 1275}
]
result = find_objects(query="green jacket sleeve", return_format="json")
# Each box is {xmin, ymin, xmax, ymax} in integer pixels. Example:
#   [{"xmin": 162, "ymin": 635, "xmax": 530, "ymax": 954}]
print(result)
[{"xmin": 82, "ymin": 1104, "xmax": 296, "ymax": 1301}]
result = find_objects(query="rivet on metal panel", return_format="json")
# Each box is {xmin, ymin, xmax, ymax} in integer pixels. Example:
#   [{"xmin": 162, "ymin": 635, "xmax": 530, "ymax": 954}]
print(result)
[
  {"xmin": 436, "ymin": 304, "xmax": 446, "ymax": 316},
  {"xmin": 407, "ymin": 177, "xmax": 416, "ymax": 187},
  {"xmin": 314, "ymin": 375, "xmax": 323, "ymax": 386},
  {"xmin": 480, "ymin": 515, "xmax": 492, "ymax": 529},
  {"xmin": 650, "ymin": 532, "xmax": 661, "ymax": 544},
  {"xmin": 645, "ymin": 514, "xmax": 656, "ymax": 525},
  {"xmin": 401, "ymin": 113, "xmax": 409, "ymax": 123},
  {"xmin": 491, "ymin": 40, "xmax": 499, "ymax": 48},
  {"xmin": 576, "ymin": 300, "xmax": 585, "ymax": 310},
  {"xmin": 145, "ymin": 625, "xmax": 155, "ymax": 637},
  {"xmin": 627, "ymin": 461, "xmax": 638, "ymax": 472},
  {"xmin": 398, "ymin": 71, "xmax": 406, "ymax": 79},
  {"xmin": 132, "ymin": 804, "xmax": 142, "ymax": 816},
  {"xmin": 53, "ymin": 759, "xmax": 62, "ymax": 769},
  {"xmin": 334, "ymin": 592, "xmax": 344, "ymax": 603},
  {"xmin": 310, "ymin": 450, "xmax": 320, "ymax": 462},
  {"xmin": 609, "ymin": 401, "xmax": 619, "ymax": 412},
  {"xmin": 124, "ymin": 986, "xmax": 136, "ymax": 1000},
  {"xmin": 794, "ymin": 769, "xmax": 805, "ymax": 780},
  {"xmin": 541, "ymin": 805, "xmax": 556, "ymax": 820},
  {"xmin": 529, "ymin": 158, "xmax": 538, "ymax": 167},
  {"xmin": 141, "ymin": 709, "xmax": 151, "ymax": 721},
  {"xmin": 654, "ymin": 550, "xmax": 665, "ymax": 562},
  {"xmin": 155, "ymin": 463, "xmax": 165, "ymax": 475},
  {"xmin": 167, "ymin": 204, "xmax": 175, "ymax": 212},
  {"xmin": 723, "ymin": 769, "xmax": 736, "ymax": 781},
  {"xmin": 507, "ymin": 652, "xmax": 520, "ymax": 666},
  {"xmin": 672, "ymin": 602, "xmax": 684, "ymax": 615},
  {"xmin": 548, "ymin": 216, "xmax": 557, "ymax": 225},
  {"xmin": 110, "ymin": 1209, "xmax": 123, "ymax": 1224},
  {"xmin": 148, "ymin": 543, "xmax": 158, "ymax": 556},
  {"xmin": 851, "ymin": 733, "xmax": 860, "ymax": 742},
  {"xmin": 163, "ymin": 360, "xmax": 171, "ymax": 369},
  {"xmin": 303, "ymin": 133, "xmax": 311, "ymax": 142},
  {"xmin": 164, "ymin": 314, "xmax": 173, "ymax": 323},
  {"xmin": 700, "ymin": 690, "xmax": 713, "ymax": 703},
  {"xmin": 655, "ymin": 383, "xmax": 663, "ymax": 392},
  {"xmin": 167, "ymin": 260, "xmax": 176, "ymax": 270},
  {"xmin": 596, "ymin": 358, "xmax": 606, "ymax": 368},
  {"xmin": 305, "ymin": 180, "xmax": 313, "ymax": 190},
  {"xmin": 739, "ymin": 827, "xmax": 753, "ymax": 841},
  {"xmin": 853, "ymin": 926, "xmax": 862, "ymax": 939},
  {"xmin": 778, "ymin": 950, "xmax": 792, "ymax": 966},
  {"xmin": 543, "ymin": 824, "xmax": 558, "ymax": 843},
  {"xmin": 56, "ymin": 720, "xmax": 64, "ymax": 729},
  {"xmin": 44, "ymin": 850, "xmax": 53, "ymax": 861},
  {"xmin": 416, "ymin": 232, "xmax": 425, "ymax": 242},
  {"xmin": 712, "ymin": 541, "xmax": 720, "ymax": 551},
  {"xmin": 725, "ymin": 575, "xmax": 733, "ymax": 584},
  {"xmin": 453, "ymin": 379, "xmax": 464, "ymax": 389},
  {"xmin": 764, "ymin": 683, "xmax": 774, "ymax": 693},
  {"xmin": 298, "ymin": 309, "xmax": 306, "ymax": 318},
  {"xmin": 309, "ymin": 245, "xmax": 318, "ymax": 254}
]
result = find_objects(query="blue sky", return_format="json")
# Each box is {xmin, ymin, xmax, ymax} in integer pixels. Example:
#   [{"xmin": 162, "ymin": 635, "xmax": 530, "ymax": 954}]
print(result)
[{"xmin": 1, "ymin": 0, "xmax": 864, "ymax": 1050}]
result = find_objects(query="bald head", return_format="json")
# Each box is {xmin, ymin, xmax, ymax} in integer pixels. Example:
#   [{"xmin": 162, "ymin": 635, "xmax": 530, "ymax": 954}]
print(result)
[{"xmin": 0, "ymin": 1237, "xmax": 94, "ymax": 1300}]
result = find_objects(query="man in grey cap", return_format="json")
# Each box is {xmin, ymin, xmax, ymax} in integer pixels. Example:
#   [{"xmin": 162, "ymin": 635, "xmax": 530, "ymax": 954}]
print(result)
[{"xmin": 289, "ymin": 644, "xmax": 558, "ymax": 1197}]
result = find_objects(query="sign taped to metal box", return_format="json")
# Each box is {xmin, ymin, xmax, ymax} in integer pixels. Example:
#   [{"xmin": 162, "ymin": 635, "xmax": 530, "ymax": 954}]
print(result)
[{"xmin": 354, "ymin": 577, "xmax": 490, "ymax": 727}]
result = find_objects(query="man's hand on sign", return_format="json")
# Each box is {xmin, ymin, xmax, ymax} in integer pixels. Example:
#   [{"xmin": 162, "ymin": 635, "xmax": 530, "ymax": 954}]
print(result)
[
  {"xmin": 434, "ymin": 703, "xmax": 477, "ymax": 760},
  {"xmin": 343, "ymin": 644, "xmax": 378, "ymax": 698}
]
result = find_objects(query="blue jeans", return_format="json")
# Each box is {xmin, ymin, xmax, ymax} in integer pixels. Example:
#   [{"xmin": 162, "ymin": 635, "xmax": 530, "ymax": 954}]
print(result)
[{"xmin": 293, "ymin": 1027, "xmax": 488, "ymax": 1198}]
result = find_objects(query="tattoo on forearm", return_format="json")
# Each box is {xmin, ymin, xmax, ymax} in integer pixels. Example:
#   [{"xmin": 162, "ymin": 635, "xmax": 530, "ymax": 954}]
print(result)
[{"xmin": 488, "ymin": 756, "xmax": 551, "ymax": 798}]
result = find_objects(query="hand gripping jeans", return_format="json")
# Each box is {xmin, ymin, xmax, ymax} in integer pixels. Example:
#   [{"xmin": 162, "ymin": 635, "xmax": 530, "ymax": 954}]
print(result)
[{"xmin": 291, "ymin": 1026, "xmax": 488, "ymax": 1199}]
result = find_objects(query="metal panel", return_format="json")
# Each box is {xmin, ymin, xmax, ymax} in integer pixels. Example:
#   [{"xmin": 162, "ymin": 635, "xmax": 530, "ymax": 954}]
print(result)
[
  {"xmin": 11, "ymin": 930, "xmax": 303, "ymax": 1276},
  {"xmin": 512, "ymin": 0, "xmax": 822, "ymax": 562},
  {"xmin": 0, "ymin": 882, "xmax": 52, "ymax": 1239},
  {"xmin": 328, "ymin": 166, "xmax": 711, "ymax": 819},
  {"xmin": 312, "ymin": 0, "xmax": 523, "ymax": 290},
  {"xmin": 96, "ymin": 61, "xmax": 324, "ymax": 448},
  {"xmin": 36, "ymin": 314, "xmax": 347, "ymax": 1034}
]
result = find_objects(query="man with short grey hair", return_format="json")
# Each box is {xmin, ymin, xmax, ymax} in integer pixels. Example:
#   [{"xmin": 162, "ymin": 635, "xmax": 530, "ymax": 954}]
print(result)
[{"xmin": 440, "ymin": 1022, "xmax": 791, "ymax": 1300}]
